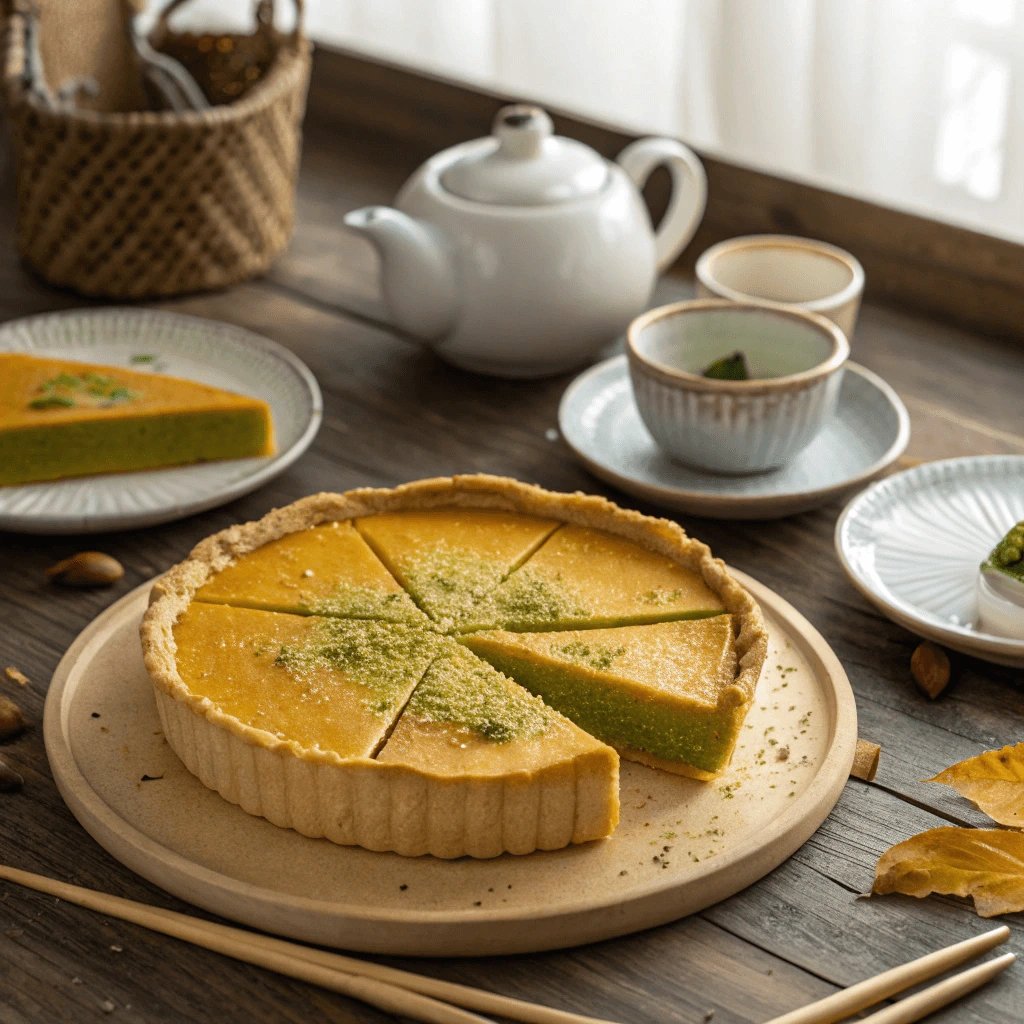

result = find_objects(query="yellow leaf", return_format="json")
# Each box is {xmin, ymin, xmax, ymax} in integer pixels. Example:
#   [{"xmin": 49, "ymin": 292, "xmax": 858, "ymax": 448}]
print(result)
[
  {"xmin": 872, "ymin": 826, "xmax": 1024, "ymax": 917},
  {"xmin": 927, "ymin": 742, "xmax": 1024, "ymax": 828}
]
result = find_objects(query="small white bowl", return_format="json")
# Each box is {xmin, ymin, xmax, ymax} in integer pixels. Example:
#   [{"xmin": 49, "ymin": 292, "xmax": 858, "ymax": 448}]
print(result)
[
  {"xmin": 627, "ymin": 299, "xmax": 849, "ymax": 475},
  {"xmin": 696, "ymin": 234, "xmax": 864, "ymax": 342}
]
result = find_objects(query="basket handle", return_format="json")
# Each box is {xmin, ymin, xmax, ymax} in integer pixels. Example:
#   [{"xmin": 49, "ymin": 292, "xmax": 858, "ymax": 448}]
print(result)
[{"xmin": 155, "ymin": 0, "xmax": 305, "ymax": 39}]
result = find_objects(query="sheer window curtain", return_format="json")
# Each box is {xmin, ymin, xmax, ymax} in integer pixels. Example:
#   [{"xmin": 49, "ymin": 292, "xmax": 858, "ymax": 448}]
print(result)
[{"xmin": 147, "ymin": 0, "xmax": 1024, "ymax": 243}]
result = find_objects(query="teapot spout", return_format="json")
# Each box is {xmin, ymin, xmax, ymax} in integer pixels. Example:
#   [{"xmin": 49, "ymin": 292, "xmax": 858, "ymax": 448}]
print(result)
[{"xmin": 343, "ymin": 206, "xmax": 457, "ymax": 342}]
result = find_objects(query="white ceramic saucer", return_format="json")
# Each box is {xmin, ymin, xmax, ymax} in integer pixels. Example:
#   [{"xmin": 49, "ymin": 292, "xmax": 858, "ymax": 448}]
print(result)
[
  {"xmin": 0, "ymin": 309, "xmax": 322, "ymax": 534},
  {"xmin": 836, "ymin": 456, "xmax": 1024, "ymax": 667},
  {"xmin": 558, "ymin": 355, "xmax": 909, "ymax": 520}
]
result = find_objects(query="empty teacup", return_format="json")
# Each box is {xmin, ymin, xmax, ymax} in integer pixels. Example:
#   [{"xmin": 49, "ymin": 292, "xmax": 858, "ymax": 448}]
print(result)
[
  {"xmin": 696, "ymin": 234, "xmax": 864, "ymax": 341},
  {"xmin": 627, "ymin": 299, "xmax": 849, "ymax": 474}
]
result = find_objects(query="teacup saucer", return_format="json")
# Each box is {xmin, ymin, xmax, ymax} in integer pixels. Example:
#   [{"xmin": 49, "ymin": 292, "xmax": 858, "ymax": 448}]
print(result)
[
  {"xmin": 835, "ymin": 456, "xmax": 1024, "ymax": 667},
  {"xmin": 558, "ymin": 355, "xmax": 909, "ymax": 520}
]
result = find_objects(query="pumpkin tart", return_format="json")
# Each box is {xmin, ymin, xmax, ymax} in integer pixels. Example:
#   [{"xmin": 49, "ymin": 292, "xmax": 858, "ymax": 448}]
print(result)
[
  {"xmin": 143, "ymin": 474, "xmax": 767, "ymax": 858},
  {"xmin": 0, "ymin": 353, "xmax": 273, "ymax": 485}
]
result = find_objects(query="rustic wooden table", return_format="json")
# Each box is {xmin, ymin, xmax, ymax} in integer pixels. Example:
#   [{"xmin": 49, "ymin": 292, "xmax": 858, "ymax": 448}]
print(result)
[{"xmin": 1, "ymin": 103, "xmax": 1022, "ymax": 1023}]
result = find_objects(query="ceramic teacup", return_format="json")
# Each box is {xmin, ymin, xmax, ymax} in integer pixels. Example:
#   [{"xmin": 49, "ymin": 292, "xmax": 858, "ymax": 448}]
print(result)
[
  {"xmin": 695, "ymin": 234, "xmax": 864, "ymax": 341},
  {"xmin": 627, "ymin": 299, "xmax": 849, "ymax": 475}
]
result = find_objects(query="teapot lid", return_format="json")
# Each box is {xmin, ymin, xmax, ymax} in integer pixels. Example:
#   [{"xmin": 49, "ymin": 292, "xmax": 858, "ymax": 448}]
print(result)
[{"xmin": 439, "ymin": 104, "xmax": 609, "ymax": 205}]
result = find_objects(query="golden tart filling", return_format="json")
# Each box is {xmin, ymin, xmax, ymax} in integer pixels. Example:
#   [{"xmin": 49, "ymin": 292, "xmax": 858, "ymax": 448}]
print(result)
[
  {"xmin": 194, "ymin": 519, "xmax": 425, "ymax": 624},
  {"xmin": 464, "ymin": 524, "xmax": 725, "ymax": 632},
  {"xmin": 143, "ymin": 475, "xmax": 767, "ymax": 859},
  {"xmin": 173, "ymin": 604, "xmax": 439, "ymax": 758}
]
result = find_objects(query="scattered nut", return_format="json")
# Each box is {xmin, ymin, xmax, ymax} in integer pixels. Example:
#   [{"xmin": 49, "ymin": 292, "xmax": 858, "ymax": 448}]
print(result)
[
  {"xmin": 4, "ymin": 666, "xmax": 28, "ymax": 687},
  {"xmin": 911, "ymin": 641, "xmax": 951, "ymax": 699},
  {"xmin": 0, "ymin": 756, "xmax": 24, "ymax": 792},
  {"xmin": 851, "ymin": 738, "xmax": 881, "ymax": 781},
  {"xmin": 0, "ymin": 696, "xmax": 25, "ymax": 740},
  {"xmin": 46, "ymin": 552, "xmax": 124, "ymax": 588}
]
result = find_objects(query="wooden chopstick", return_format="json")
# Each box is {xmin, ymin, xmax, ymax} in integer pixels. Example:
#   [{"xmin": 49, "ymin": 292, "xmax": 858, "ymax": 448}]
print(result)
[
  {"xmin": 763, "ymin": 926, "xmax": 1012, "ymax": 1024},
  {"xmin": 857, "ymin": 952, "xmax": 1015, "ymax": 1024},
  {"xmin": 0, "ymin": 864, "xmax": 619, "ymax": 1024}
]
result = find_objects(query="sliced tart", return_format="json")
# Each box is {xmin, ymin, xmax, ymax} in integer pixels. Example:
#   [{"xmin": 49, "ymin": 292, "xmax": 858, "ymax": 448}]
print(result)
[
  {"xmin": 462, "ymin": 617, "xmax": 742, "ymax": 779},
  {"xmin": 355, "ymin": 509, "xmax": 559, "ymax": 627},
  {"xmin": 464, "ymin": 524, "xmax": 724, "ymax": 631},
  {"xmin": 143, "ymin": 474, "xmax": 768, "ymax": 859},
  {"xmin": 194, "ymin": 519, "xmax": 425, "ymax": 623},
  {"xmin": 376, "ymin": 642, "xmax": 619, "ymax": 857},
  {"xmin": 0, "ymin": 353, "xmax": 274, "ymax": 485}
]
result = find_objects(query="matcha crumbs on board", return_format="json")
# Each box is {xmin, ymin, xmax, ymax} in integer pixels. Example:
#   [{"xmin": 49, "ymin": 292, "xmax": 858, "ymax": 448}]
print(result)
[{"xmin": 405, "ymin": 645, "xmax": 553, "ymax": 743}]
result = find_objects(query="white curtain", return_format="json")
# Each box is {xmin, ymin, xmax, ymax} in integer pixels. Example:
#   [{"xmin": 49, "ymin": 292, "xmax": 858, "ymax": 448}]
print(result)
[{"xmin": 146, "ymin": 0, "xmax": 1024, "ymax": 242}]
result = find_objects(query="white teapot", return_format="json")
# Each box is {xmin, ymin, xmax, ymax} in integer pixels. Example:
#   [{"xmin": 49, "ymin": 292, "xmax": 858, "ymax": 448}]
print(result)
[{"xmin": 344, "ymin": 104, "xmax": 707, "ymax": 378}]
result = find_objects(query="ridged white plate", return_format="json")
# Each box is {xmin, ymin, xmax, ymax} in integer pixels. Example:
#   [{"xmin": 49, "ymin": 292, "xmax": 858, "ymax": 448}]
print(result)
[
  {"xmin": 835, "ymin": 456, "xmax": 1024, "ymax": 666},
  {"xmin": 559, "ymin": 355, "xmax": 909, "ymax": 519},
  {"xmin": 0, "ymin": 309, "xmax": 322, "ymax": 534}
]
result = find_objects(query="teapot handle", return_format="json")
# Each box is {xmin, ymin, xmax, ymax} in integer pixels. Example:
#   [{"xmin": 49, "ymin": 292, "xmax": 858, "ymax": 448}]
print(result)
[{"xmin": 616, "ymin": 137, "xmax": 707, "ymax": 273}]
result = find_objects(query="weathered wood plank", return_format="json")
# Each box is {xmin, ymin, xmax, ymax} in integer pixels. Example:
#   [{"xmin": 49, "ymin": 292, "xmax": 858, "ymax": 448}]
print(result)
[{"xmin": 703, "ymin": 781, "xmax": 1023, "ymax": 1023}]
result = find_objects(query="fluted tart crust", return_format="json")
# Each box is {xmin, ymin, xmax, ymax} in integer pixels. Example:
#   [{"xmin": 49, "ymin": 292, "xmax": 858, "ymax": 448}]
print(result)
[{"xmin": 142, "ymin": 474, "xmax": 767, "ymax": 858}]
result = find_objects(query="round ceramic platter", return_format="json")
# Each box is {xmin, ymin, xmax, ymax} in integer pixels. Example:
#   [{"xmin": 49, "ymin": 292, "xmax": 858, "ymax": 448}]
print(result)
[
  {"xmin": 836, "ymin": 455, "xmax": 1024, "ymax": 667},
  {"xmin": 0, "ymin": 309, "xmax": 322, "ymax": 534},
  {"xmin": 44, "ymin": 571, "xmax": 857, "ymax": 957},
  {"xmin": 559, "ymin": 355, "xmax": 909, "ymax": 520}
]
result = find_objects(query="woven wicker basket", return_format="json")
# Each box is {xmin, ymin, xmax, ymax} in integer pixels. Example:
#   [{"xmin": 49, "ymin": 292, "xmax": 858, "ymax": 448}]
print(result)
[{"xmin": 2, "ymin": 0, "xmax": 311, "ymax": 299}]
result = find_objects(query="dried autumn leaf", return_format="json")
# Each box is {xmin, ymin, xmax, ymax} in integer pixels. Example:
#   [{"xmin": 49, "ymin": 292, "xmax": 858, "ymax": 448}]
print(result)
[
  {"xmin": 872, "ymin": 826, "xmax": 1024, "ymax": 917},
  {"xmin": 928, "ymin": 742, "xmax": 1024, "ymax": 828}
]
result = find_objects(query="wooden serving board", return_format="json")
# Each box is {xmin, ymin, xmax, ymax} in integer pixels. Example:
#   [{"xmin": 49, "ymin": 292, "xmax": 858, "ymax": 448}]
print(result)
[{"xmin": 43, "ymin": 570, "xmax": 857, "ymax": 957}]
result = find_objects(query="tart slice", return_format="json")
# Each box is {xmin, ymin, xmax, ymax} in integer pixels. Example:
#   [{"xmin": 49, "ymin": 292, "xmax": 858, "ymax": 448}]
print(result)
[
  {"xmin": 464, "ymin": 525, "xmax": 724, "ymax": 632},
  {"xmin": 194, "ymin": 519, "xmax": 425, "ymax": 624},
  {"xmin": 462, "ymin": 617, "xmax": 742, "ymax": 779},
  {"xmin": 0, "ymin": 353, "xmax": 274, "ymax": 485},
  {"xmin": 355, "ymin": 509, "xmax": 559, "ymax": 627},
  {"xmin": 168, "ymin": 604, "xmax": 440, "ymax": 758},
  {"xmin": 978, "ymin": 520, "xmax": 1024, "ymax": 639},
  {"xmin": 376, "ymin": 642, "xmax": 619, "ymax": 857}
]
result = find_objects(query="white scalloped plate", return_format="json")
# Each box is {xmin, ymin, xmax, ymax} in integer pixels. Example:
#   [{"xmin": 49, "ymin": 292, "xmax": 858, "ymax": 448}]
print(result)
[
  {"xmin": 0, "ymin": 309, "xmax": 321, "ymax": 534},
  {"xmin": 835, "ymin": 456, "xmax": 1024, "ymax": 666},
  {"xmin": 558, "ymin": 356, "xmax": 909, "ymax": 520}
]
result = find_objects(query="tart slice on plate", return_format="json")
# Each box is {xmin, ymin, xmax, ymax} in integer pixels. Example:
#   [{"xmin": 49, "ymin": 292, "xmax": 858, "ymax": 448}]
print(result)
[
  {"xmin": 0, "ymin": 353, "xmax": 274, "ymax": 485},
  {"xmin": 462, "ymin": 617, "xmax": 741, "ymax": 779},
  {"xmin": 143, "ymin": 474, "xmax": 767, "ymax": 858}
]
